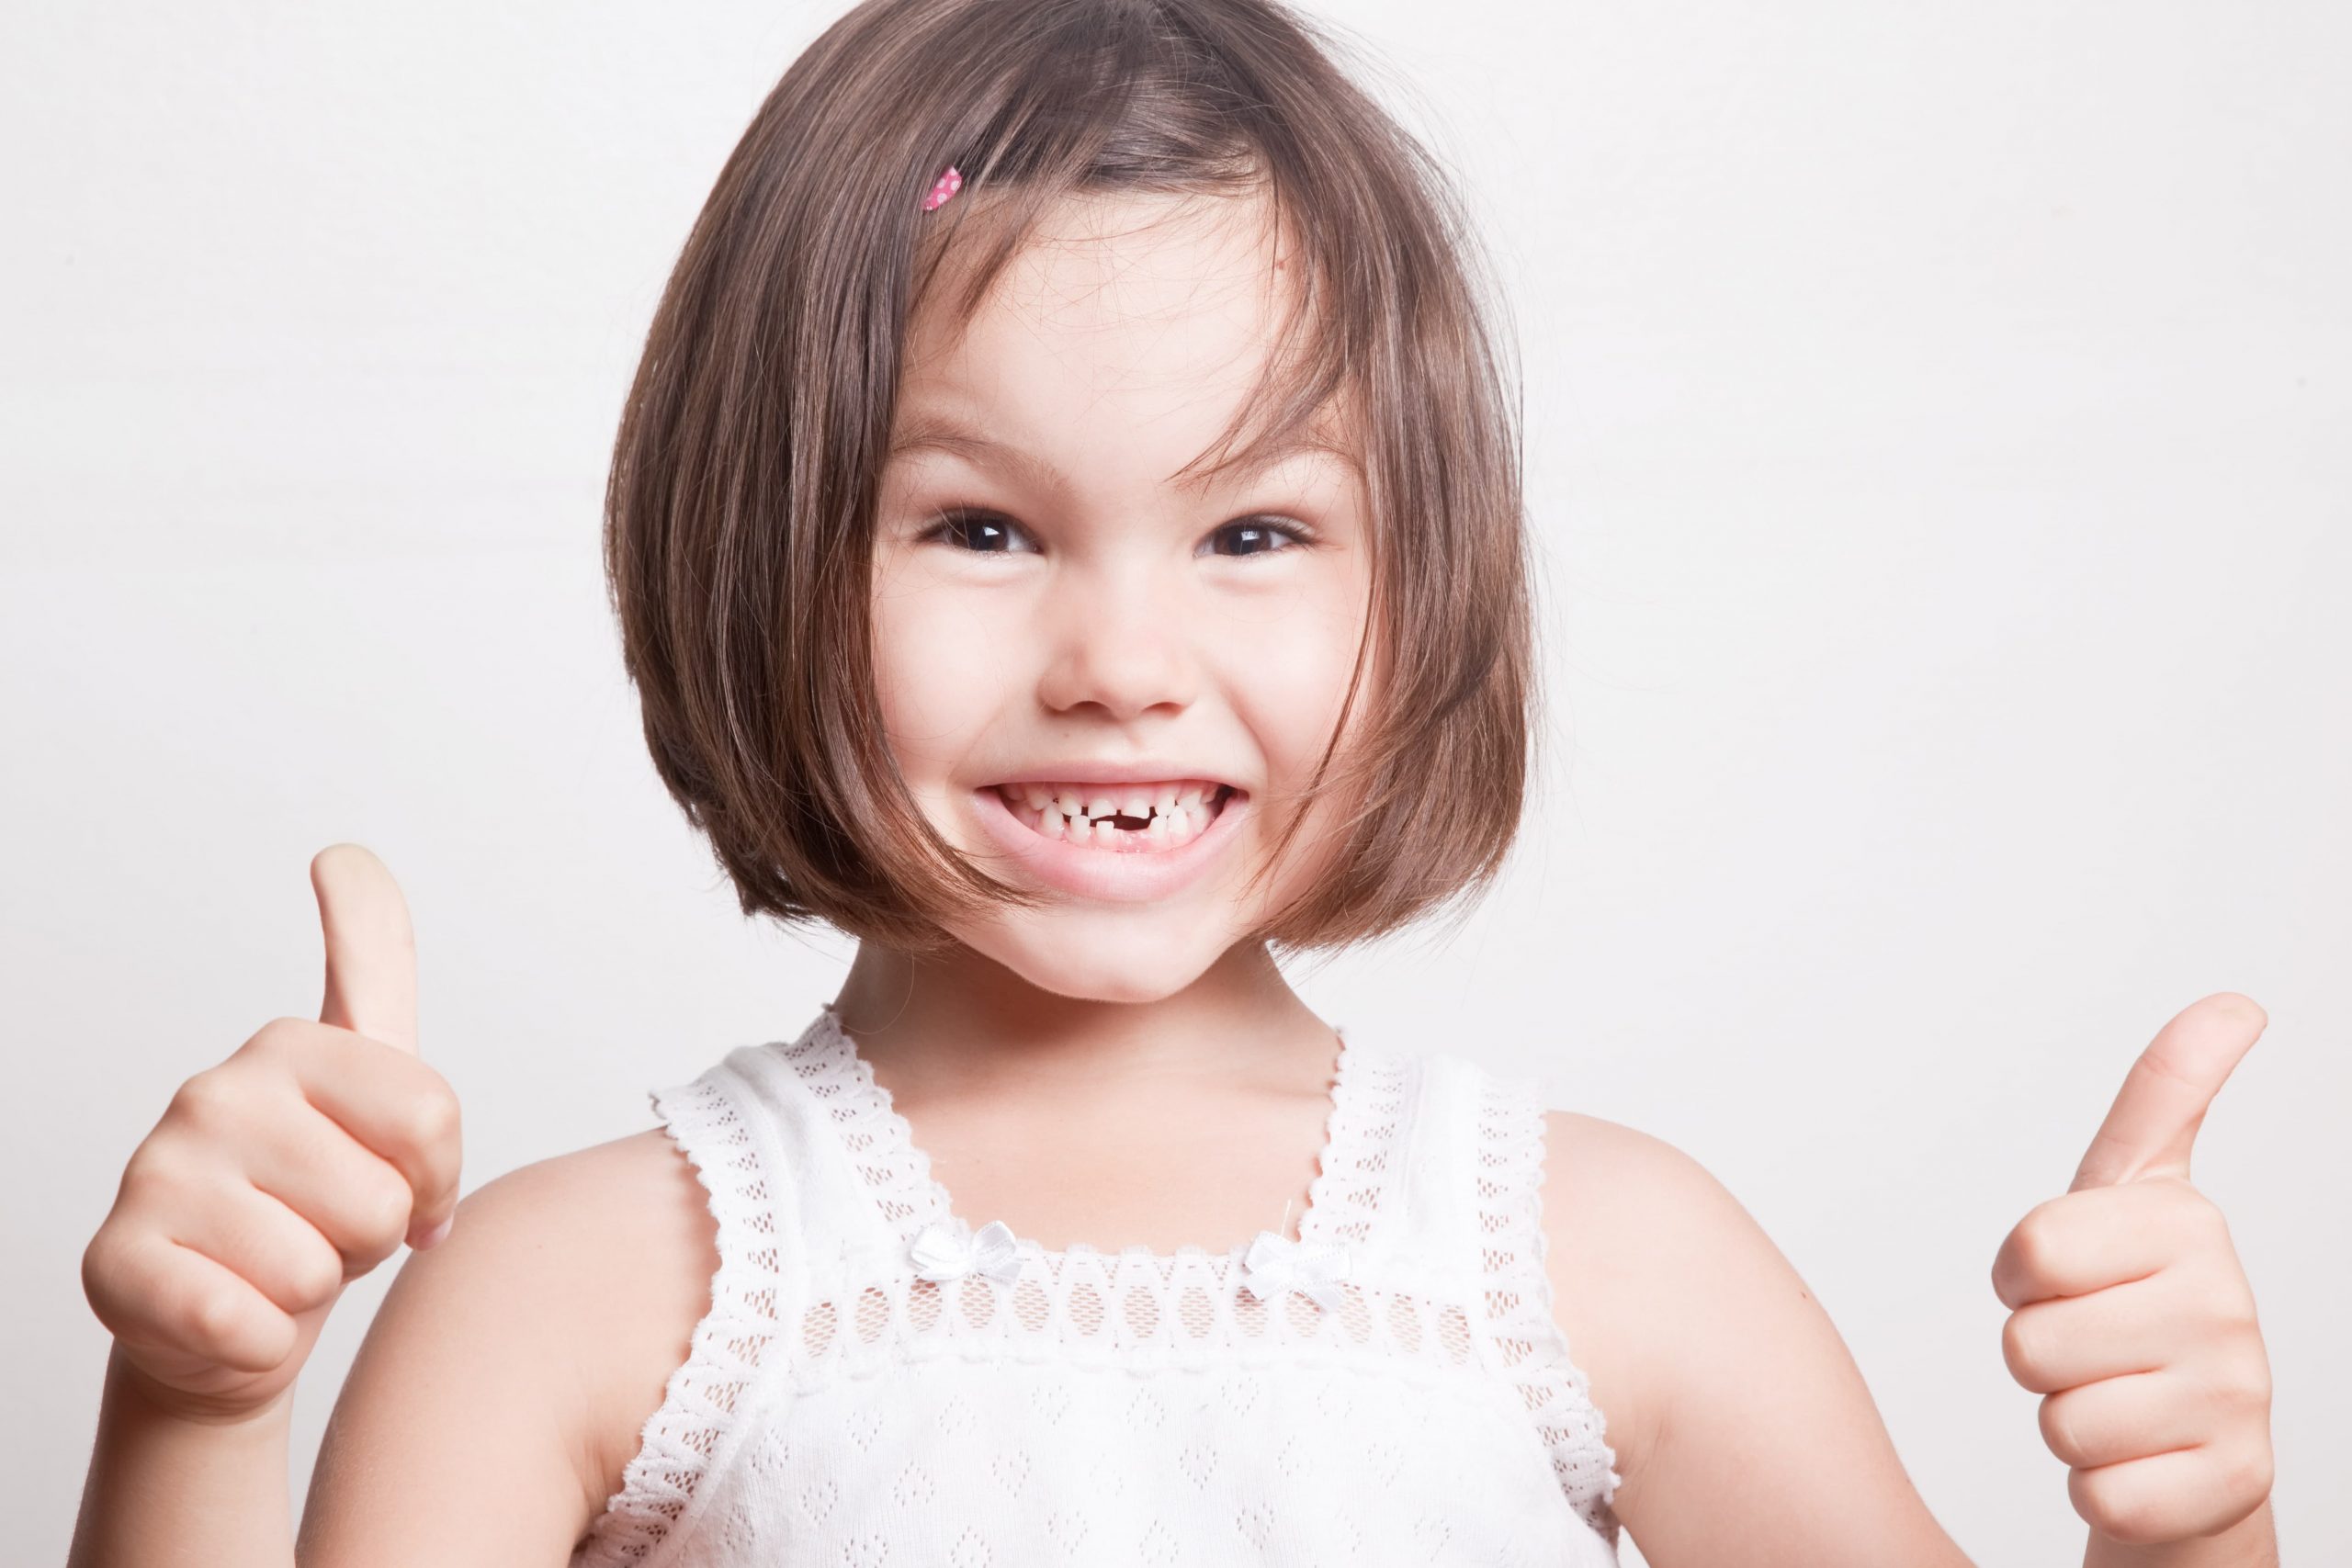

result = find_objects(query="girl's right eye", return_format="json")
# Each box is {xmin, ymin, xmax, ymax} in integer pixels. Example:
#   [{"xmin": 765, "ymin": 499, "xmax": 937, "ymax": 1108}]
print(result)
[{"xmin": 919, "ymin": 508, "xmax": 1036, "ymax": 556}]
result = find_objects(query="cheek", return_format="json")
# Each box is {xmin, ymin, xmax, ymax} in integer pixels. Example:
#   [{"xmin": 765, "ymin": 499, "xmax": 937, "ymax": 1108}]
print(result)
[
  {"xmin": 869, "ymin": 586, "xmax": 1001, "ymax": 781},
  {"xmin": 1218, "ymin": 588, "xmax": 1374, "ymax": 774}
]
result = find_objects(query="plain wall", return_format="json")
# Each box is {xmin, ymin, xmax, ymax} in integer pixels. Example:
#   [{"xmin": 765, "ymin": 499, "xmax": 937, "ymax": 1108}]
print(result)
[{"xmin": 4, "ymin": 3, "xmax": 2346, "ymax": 1562}]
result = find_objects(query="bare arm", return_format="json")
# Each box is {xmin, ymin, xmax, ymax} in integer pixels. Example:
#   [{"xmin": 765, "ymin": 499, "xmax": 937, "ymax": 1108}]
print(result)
[
  {"xmin": 1544, "ymin": 1112, "xmax": 1975, "ymax": 1568},
  {"xmin": 294, "ymin": 1129, "xmax": 718, "ymax": 1565},
  {"xmin": 70, "ymin": 1127, "xmax": 714, "ymax": 1568},
  {"xmin": 68, "ymin": 1352, "xmax": 299, "ymax": 1568},
  {"xmin": 290, "ymin": 1159, "xmax": 610, "ymax": 1564}
]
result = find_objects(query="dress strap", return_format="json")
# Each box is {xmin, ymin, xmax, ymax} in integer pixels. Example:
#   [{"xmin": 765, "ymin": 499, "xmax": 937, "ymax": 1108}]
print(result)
[
  {"xmin": 729, "ymin": 1005, "xmax": 944, "ymax": 1266},
  {"xmin": 577, "ymin": 1030, "xmax": 832, "ymax": 1568},
  {"xmin": 1450, "ymin": 1053, "xmax": 1626, "ymax": 1544}
]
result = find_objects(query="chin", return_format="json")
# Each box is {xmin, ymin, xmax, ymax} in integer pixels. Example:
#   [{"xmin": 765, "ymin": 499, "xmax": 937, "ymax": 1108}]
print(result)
[{"xmin": 963, "ymin": 919, "xmax": 1232, "ymax": 1005}]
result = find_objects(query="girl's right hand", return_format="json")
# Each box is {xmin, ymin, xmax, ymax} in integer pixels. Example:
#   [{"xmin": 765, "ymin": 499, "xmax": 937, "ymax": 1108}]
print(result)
[{"xmin": 80, "ymin": 843, "xmax": 463, "ymax": 1423}]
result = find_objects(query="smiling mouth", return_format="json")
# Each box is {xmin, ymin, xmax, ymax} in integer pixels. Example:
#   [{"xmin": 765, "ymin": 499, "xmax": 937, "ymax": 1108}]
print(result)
[{"xmin": 988, "ymin": 780, "xmax": 1239, "ymax": 854}]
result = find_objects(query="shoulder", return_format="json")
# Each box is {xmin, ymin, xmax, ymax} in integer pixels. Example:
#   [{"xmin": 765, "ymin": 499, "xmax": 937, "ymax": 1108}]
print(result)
[
  {"xmin": 300, "ymin": 1123, "xmax": 719, "ymax": 1559},
  {"xmin": 504, "ymin": 1125, "xmax": 723, "ymax": 1517},
  {"xmin": 1534, "ymin": 1110, "xmax": 1764, "ymax": 1495},
  {"xmin": 1535, "ymin": 1111, "xmax": 1973, "ymax": 1563},
  {"xmin": 1533, "ymin": 1112, "xmax": 1671, "ymax": 1489}
]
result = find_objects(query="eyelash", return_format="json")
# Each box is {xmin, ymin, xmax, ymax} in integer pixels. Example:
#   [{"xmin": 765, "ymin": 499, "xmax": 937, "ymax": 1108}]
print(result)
[{"xmin": 915, "ymin": 508, "xmax": 1321, "ymax": 560}]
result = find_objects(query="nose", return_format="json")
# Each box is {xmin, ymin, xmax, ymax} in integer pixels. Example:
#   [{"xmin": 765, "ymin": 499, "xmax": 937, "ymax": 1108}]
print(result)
[{"xmin": 1033, "ymin": 563, "xmax": 1202, "ymax": 721}]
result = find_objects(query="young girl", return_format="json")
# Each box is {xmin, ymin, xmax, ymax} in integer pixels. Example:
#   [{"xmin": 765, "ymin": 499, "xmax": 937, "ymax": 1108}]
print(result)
[{"xmin": 71, "ymin": 1, "xmax": 2278, "ymax": 1563}]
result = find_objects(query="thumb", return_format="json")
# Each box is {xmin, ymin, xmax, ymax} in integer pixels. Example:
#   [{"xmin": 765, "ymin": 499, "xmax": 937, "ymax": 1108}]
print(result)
[
  {"xmin": 2069, "ymin": 991, "xmax": 2265, "ymax": 1192},
  {"xmin": 311, "ymin": 842, "xmax": 419, "ymax": 1056}
]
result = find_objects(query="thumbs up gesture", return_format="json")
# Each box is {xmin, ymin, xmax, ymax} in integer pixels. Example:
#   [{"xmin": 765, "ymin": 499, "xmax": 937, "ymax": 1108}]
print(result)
[
  {"xmin": 81, "ymin": 845, "xmax": 464, "ymax": 1423},
  {"xmin": 1990, "ymin": 993, "xmax": 2277, "ymax": 1555}
]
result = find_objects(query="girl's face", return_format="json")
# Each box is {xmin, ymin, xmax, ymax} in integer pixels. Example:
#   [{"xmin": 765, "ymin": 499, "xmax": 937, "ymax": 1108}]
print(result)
[{"xmin": 871, "ymin": 190, "xmax": 1377, "ymax": 1002}]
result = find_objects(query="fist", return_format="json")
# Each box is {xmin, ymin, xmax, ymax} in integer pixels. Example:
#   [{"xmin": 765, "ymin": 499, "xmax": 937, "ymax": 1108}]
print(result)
[
  {"xmin": 81, "ymin": 844, "xmax": 463, "ymax": 1421},
  {"xmin": 1990, "ymin": 993, "xmax": 2275, "ymax": 1549}
]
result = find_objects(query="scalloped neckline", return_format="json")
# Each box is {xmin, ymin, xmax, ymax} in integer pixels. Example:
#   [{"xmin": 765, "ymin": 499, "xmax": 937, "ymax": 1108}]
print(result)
[{"xmin": 811, "ymin": 1003, "xmax": 1359, "ymax": 1265}]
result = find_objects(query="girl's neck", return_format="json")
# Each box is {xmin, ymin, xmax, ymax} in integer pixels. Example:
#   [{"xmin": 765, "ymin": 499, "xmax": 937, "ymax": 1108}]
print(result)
[{"xmin": 828, "ymin": 937, "xmax": 1340, "ymax": 1107}]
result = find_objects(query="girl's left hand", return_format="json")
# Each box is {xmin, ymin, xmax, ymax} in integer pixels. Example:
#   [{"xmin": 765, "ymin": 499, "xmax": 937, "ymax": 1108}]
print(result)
[{"xmin": 1989, "ymin": 993, "xmax": 2277, "ymax": 1555}]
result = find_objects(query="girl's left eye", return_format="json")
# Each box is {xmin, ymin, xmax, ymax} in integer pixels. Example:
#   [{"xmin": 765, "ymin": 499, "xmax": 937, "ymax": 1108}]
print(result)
[
  {"xmin": 916, "ymin": 509, "xmax": 1317, "ymax": 558},
  {"xmin": 919, "ymin": 509, "xmax": 1035, "ymax": 555},
  {"xmin": 1209, "ymin": 517, "xmax": 1317, "ymax": 558}
]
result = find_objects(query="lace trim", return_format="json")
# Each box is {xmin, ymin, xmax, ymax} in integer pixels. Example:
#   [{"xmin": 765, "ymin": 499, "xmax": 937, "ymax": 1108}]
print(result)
[
  {"xmin": 572, "ymin": 1071, "xmax": 786, "ymax": 1568},
  {"xmin": 573, "ymin": 1023, "xmax": 1487, "ymax": 1565},
  {"xmin": 785, "ymin": 1241, "xmax": 1485, "ymax": 1387},
  {"xmin": 1473, "ymin": 1066, "xmax": 1624, "ymax": 1543},
  {"xmin": 1300, "ymin": 1035, "xmax": 1409, "ymax": 1250},
  {"xmin": 783, "ymin": 1009, "xmax": 954, "ymax": 1242},
  {"xmin": 785, "ymin": 1006, "xmax": 1411, "ymax": 1260}
]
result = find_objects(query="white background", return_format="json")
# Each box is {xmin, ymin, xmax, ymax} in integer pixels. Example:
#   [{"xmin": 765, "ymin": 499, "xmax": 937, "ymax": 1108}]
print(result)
[{"xmin": 5, "ymin": 3, "xmax": 2346, "ymax": 1562}]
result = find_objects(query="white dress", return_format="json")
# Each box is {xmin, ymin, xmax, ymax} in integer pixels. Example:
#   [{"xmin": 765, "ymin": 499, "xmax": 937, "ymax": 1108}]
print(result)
[{"xmin": 571, "ymin": 1005, "xmax": 1623, "ymax": 1567}]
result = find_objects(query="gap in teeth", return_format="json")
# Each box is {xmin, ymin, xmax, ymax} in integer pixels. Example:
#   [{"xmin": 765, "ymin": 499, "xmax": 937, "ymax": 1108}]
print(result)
[{"xmin": 996, "ymin": 780, "xmax": 1232, "ymax": 847}]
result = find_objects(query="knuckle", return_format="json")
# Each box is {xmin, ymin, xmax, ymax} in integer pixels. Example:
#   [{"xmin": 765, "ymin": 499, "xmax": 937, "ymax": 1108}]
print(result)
[
  {"xmin": 2165, "ymin": 1179, "xmax": 2226, "ymax": 1235},
  {"xmin": 2007, "ymin": 1206, "xmax": 2060, "ymax": 1278},
  {"xmin": 288, "ymin": 1242, "xmax": 347, "ymax": 1314},
  {"xmin": 2202, "ymin": 1201, "xmax": 2239, "ymax": 1257},
  {"xmin": 435, "ymin": 1077, "xmax": 465, "ymax": 1146},
  {"xmin": 2072, "ymin": 1468, "xmax": 2163, "ymax": 1546},
  {"xmin": 2022, "ymin": 1192, "xmax": 2068, "ymax": 1233},
  {"xmin": 165, "ymin": 1069, "xmax": 235, "ymax": 1133},
  {"xmin": 2037, "ymin": 1393, "xmax": 2087, "ymax": 1467},
  {"xmin": 2000, "ymin": 1311, "xmax": 2046, "ymax": 1386},
  {"xmin": 401, "ymin": 1081, "xmax": 462, "ymax": 1157},
  {"xmin": 2187, "ymin": 1256, "xmax": 2254, "ymax": 1324},
  {"xmin": 2207, "ymin": 1339, "xmax": 2271, "ymax": 1412},
  {"xmin": 2222, "ymin": 1444, "xmax": 2275, "ymax": 1506},
  {"xmin": 80, "ymin": 1230, "xmax": 130, "ymax": 1324},
  {"xmin": 358, "ymin": 1171, "xmax": 418, "ymax": 1247},
  {"xmin": 183, "ymin": 1280, "xmax": 246, "ymax": 1355},
  {"xmin": 119, "ymin": 1138, "xmax": 189, "ymax": 1207},
  {"xmin": 2240, "ymin": 1352, "xmax": 2275, "ymax": 1414},
  {"xmin": 127, "ymin": 1123, "xmax": 215, "ymax": 1184},
  {"xmin": 244, "ymin": 1017, "xmax": 309, "ymax": 1060}
]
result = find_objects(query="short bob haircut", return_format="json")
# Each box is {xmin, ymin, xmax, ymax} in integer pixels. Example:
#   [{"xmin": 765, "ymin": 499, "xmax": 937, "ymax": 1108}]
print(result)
[{"xmin": 605, "ymin": 0, "xmax": 1541, "ymax": 959}]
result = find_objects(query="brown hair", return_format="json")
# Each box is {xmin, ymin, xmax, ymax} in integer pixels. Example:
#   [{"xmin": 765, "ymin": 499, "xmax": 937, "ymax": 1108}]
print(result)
[{"xmin": 604, "ymin": 0, "xmax": 1541, "ymax": 959}]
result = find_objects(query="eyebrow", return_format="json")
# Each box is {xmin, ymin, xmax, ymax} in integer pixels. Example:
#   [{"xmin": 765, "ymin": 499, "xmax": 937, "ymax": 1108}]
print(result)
[{"xmin": 887, "ymin": 410, "xmax": 1364, "ymax": 496}]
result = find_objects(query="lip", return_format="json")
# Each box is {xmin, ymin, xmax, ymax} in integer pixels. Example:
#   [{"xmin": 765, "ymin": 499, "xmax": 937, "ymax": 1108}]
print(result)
[
  {"xmin": 973, "ymin": 783, "xmax": 1250, "ymax": 904},
  {"xmin": 987, "ymin": 761, "xmax": 1243, "ymax": 788}
]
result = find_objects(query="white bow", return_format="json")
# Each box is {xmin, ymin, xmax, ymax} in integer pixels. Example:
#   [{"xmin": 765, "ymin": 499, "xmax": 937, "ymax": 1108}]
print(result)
[
  {"xmin": 1238, "ymin": 1230, "xmax": 1353, "ymax": 1311},
  {"xmin": 910, "ymin": 1217, "xmax": 1025, "ymax": 1285}
]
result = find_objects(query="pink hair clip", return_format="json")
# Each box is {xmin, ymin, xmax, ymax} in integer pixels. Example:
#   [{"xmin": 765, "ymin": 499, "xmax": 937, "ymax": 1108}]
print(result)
[{"xmin": 922, "ymin": 164, "xmax": 964, "ymax": 212}]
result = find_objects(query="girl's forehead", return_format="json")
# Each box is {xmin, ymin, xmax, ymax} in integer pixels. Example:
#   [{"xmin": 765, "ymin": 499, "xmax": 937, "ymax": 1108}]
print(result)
[
  {"xmin": 908, "ymin": 187, "xmax": 1295, "ymax": 361},
  {"xmin": 892, "ymin": 188, "xmax": 1342, "ymax": 497}
]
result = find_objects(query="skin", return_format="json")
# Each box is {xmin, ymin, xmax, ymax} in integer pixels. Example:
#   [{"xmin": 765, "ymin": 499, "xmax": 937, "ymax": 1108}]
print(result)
[
  {"xmin": 71, "ymin": 191, "xmax": 2278, "ymax": 1567},
  {"xmin": 837, "ymin": 187, "xmax": 1385, "ymax": 1244}
]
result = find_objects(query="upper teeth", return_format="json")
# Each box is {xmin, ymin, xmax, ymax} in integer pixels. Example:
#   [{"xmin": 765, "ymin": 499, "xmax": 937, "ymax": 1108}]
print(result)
[{"xmin": 1001, "ymin": 781, "xmax": 1223, "ymax": 819}]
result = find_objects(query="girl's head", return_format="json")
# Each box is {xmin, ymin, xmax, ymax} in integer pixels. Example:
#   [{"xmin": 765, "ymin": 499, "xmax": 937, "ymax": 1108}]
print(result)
[{"xmin": 605, "ymin": 0, "xmax": 1538, "ymax": 1002}]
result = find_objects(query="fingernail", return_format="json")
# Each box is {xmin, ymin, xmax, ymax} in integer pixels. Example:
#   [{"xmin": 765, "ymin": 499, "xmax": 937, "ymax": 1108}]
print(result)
[{"xmin": 416, "ymin": 1214, "xmax": 454, "ymax": 1249}]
